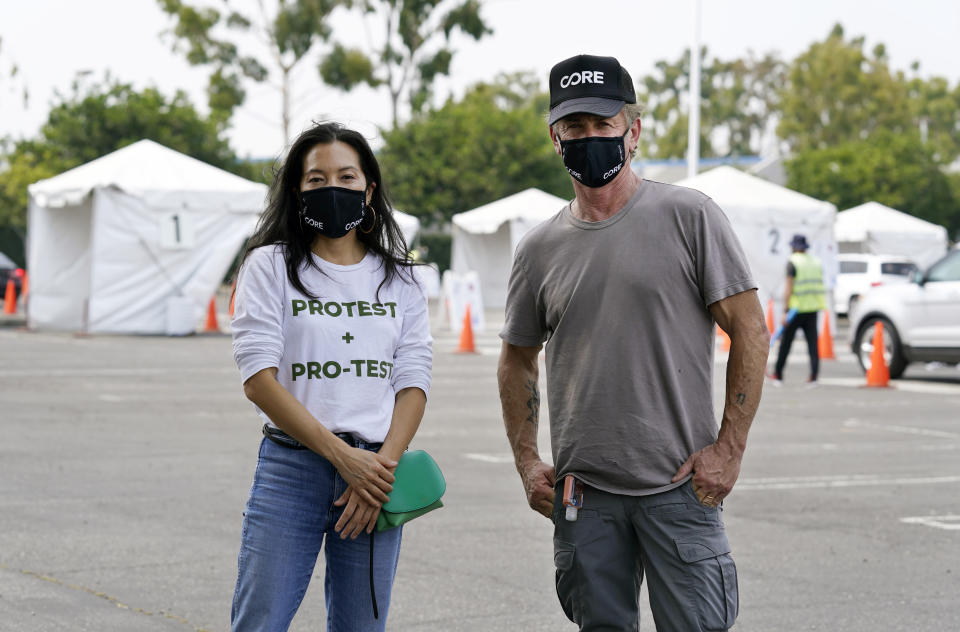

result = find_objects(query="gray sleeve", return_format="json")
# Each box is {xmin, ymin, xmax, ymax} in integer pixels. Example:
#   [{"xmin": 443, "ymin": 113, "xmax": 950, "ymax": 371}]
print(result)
[
  {"xmin": 696, "ymin": 198, "xmax": 757, "ymax": 306},
  {"xmin": 499, "ymin": 251, "xmax": 547, "ymax": 347}
]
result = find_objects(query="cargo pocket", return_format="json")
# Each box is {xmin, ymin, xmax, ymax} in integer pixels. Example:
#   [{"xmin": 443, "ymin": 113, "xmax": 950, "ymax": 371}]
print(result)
[
  {"xmin": 553, "ymin": 539, "xmax": 580, "ymax": 624},
  {"xmin": 675, "ymin": 529, "xmax": 738, "ymax": 630}
]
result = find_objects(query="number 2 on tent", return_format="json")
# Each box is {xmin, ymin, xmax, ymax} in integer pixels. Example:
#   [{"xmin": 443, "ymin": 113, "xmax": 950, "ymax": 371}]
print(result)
[{"xmin": 768, "ymin": 228, "xmax": 779, "ymax": 254}]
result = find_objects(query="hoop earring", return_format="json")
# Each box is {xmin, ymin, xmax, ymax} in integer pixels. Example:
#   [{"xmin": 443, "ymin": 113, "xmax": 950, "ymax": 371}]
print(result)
[{"xmin": 360, "ymin": 205, "xmax": 377, "ymax": 234}]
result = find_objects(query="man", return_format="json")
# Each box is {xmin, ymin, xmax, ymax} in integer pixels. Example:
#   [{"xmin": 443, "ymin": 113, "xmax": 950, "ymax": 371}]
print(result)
[
  {"xmin": 770, "ymin": 234, "xmax": 827, "ymax": 386},
  {"xmin": 497, "ymin": 54, "xmax": 769, "ymax": 632}
]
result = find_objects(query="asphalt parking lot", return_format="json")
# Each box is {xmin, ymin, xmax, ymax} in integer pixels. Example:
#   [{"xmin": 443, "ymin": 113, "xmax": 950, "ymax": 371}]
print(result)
[{"xmin": 1, "ymin": 309, "xmax": 959, "ymax": 631}]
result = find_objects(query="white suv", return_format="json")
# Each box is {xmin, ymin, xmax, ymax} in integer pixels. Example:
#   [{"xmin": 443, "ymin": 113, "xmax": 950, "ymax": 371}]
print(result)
[
  {"xmin": 849, "ymin": 249, "xmax": 960, "ymax": 378},
  {"xmin": 834, "ymin": 254, "xmax": 917, "ymax": 316}
]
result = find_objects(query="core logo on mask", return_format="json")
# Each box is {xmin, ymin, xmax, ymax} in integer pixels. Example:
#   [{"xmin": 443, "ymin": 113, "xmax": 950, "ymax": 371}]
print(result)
[
  {"xmin": 301, "ymin": 186, "xmax": 366, "ymax": 238},
  {"xmin": 559, "ymin": 134, "xmax": 628, "ymax": 188},
  {"xmin": 602, "ymin": 163, "xmax": 623, "ymax": 180},
  {"xmin": 559, "ymin": 70, "xmax": 605, "ymax": 89},
  {"xmin": 602, "ymin": 145, "xmax": 626, "ymax": 180}
]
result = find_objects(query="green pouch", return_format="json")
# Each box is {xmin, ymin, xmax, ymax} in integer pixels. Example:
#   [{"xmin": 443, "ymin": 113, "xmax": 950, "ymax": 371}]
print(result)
[{"xmin": 376, "ymin": 450, "xmax": 445, "ymax": 531}]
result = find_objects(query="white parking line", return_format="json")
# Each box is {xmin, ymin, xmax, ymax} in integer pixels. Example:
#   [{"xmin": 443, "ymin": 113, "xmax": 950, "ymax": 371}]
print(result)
[
  {"xmin": 0, "ymin": 367, "xmax": 236, "ymax": 378},
  {"xmin": 737, "ymin": 474, "xmax": 960, "ymax": 491},
  {"xmin": 900, "ymin": 515, "xmax": 960, "ymax": 531},
  {"xmin": 817, "ymin": 377, "xmax": 960, "ymax": 394},
  {"xmin": 462, "ymin": 458, "xmax": 960, "ymax": 495},
  {"xmin": 843, "ymin": 418, "xmax": 960, "ymax": 439},
  {"xmin": 464, "ymin": 453, "xmax": 515, "ymax": 464}
]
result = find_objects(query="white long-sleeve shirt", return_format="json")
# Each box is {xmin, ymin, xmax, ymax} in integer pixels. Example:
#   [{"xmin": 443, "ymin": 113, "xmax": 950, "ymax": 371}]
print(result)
[{"xmin": 232, "ymin": 244, "xmax": 433, "ymax": 442}]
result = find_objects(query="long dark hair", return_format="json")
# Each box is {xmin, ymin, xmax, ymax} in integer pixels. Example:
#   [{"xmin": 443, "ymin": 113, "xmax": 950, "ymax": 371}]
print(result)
[{"xmin": 240, "ymin": 121, "xmax": 414, "ymax": 299}]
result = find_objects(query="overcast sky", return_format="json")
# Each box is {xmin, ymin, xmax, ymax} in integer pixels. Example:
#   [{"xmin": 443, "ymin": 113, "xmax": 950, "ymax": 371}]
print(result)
[{"xmin": 1, "ymin": 0, "xmax": 957, "ymax": 159}]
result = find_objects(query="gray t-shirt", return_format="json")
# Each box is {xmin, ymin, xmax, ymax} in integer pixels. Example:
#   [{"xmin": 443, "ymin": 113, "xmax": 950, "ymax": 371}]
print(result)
[{"xmin": 500, "ymin": 179, "xmax": 756, "ymax": 496}]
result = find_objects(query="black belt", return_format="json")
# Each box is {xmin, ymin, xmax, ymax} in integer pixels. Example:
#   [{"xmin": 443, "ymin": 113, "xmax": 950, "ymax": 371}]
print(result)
[{"xmin": 261, "ymin": 424, "xmax": 383, "ymax": 451}]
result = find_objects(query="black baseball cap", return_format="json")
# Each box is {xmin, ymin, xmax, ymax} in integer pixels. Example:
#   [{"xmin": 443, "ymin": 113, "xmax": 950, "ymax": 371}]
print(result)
[{"xmin": 548, "ymin": 54, "xmax": 636, "ymax": 125}]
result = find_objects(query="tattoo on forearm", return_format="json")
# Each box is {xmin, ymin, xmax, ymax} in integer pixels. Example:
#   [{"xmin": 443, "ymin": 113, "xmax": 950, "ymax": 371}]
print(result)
[
  {"xmin": 525, "ymin": 379, "xmax": 540, "ymax": 427},
  {"xmin": 735, "ymin": 392, "xmax": 746, "ymax": 406}
]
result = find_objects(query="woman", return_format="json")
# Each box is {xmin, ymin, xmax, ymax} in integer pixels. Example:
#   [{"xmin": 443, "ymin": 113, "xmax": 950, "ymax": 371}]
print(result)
[{"xmin": 230, "ymin": 122, "xmax": 432, "ymax": 631}]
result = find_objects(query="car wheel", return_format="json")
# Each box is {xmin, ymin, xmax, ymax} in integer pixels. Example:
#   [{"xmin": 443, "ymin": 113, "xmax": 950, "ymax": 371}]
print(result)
[{"xmin": 854, "ymin": 317, "xmax": 907, "ymax": 379}]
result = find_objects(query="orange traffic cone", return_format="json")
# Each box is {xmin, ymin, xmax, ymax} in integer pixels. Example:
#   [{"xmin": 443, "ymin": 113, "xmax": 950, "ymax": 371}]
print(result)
[
  {"xmin": 229, "ymin": 279, "xmax": 237, "ymax": 318},
  {"xmin": 456, "ymin": 305, "xmax": 476, "ymax": 353},
  {"xmin": 203, "ymin": 297, "xmax": 220, "ymax": 332},
  {"xmin": 765, "ymin": 299, "xmax": 775, "ymax": 334},
  {"xmin": 716, "ymin": 324, "xmax": 731, "ymax": 351},
  {"xmin": 864, "ymin": 322, "xmax": 890, "ymax": 388},
  {"xmin": 3, "ymin": 279, "xmax": 16, "ymax": 314},
  {"xmin": 21, "ymin": 272, "xmax": 29, "ymax": 299},
  {"xmin": 818, "ymin": 311, "xmax": 836, "ymax": 360}
]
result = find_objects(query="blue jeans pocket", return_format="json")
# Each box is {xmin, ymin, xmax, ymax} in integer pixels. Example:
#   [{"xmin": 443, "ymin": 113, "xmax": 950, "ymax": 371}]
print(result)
[{"xmin": 675, "ymin": 529, "xmax": 738, "ymax": 630}]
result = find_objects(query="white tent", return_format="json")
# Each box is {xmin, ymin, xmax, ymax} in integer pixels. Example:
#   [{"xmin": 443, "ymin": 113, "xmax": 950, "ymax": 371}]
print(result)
[
  {"xmin": 450, "ymin": 188, "xmax": 569, "ymax": 308},
  {"xmin": 836, "ymin": 201, "xmax": 948, "ymax": 269},
  {"xmin": 674, "ymin": 166, "xmax": 838, "ymax": 309},
  {"xmin": 27, "ymin": 139, "xmax": 267, "ymax": 334},
  {"xmin": 394, "ymin": 210, "xmax": 420, "ymax": 246}
]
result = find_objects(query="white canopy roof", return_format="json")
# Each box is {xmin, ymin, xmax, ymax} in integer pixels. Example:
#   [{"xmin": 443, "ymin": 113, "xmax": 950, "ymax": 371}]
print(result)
[
  {"xmin": 393, "ymin": 209, "xmax": 421, "ymax": 245},
  {"xmin": 452, "ymin": 188, "xmax": 568, "ymax": 234},
  {"xmin": 835, "ymin": 201, "xmax": 948, "ymax": 268},
  {"xmin": 836, "ymin": 201, "xmax": 947, "ymax": 241},
  {"xmin": 28, "ymin": 139, "xmax": 266, "ymax": 210},
  {"xmin": 450, "ymin": 188, "xmax": 569, "ymax": 308},
  {"xmin": 27, "ymin": 139, "xmax": 267, "ymax": 334},
  {"xmin": 674, "ymin": 166, "xmax": 835, "ymax": 218}
]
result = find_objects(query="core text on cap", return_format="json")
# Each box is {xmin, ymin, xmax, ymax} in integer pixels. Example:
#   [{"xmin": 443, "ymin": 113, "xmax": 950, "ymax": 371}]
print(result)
[{"xmin": 559, "ymin": 70, "xmax": 605, "ymax": 88}]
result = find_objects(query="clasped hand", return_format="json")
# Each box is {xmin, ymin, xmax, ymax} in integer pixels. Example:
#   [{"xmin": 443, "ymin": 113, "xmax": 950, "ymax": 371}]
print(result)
[{"xmin": 332, "ymin": 447, "xmax": 397, "ymax": 538}]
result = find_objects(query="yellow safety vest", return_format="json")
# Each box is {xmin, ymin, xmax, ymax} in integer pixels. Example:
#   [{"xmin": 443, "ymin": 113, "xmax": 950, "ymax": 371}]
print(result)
[{"xmin": 788, "ymin": 252, "xmax": 827, "ymax": 312}]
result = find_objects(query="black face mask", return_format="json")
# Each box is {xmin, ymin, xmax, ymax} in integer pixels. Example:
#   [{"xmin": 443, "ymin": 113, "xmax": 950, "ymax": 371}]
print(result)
[
  {"xmin": 559, "ymin": 132, "xmax": 629, "ymax": 188},
  {"xmin": 300, "ymin": 186, "xmax": 367, "ymax": 239}
]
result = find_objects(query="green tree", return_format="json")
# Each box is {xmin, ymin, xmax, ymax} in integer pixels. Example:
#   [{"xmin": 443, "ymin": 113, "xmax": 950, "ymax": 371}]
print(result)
[
  {"xmin": 906, "ymin": 67, "xmax": 960, "ymax": 165},
  {"xmin": 948, "ymin": 173, "xmax": 960, "ymax": 239},
  {"xmin": 0, "ymin": 140, "xmax": 60, "ymax": 231},
  {"xmin": 638, "ymin": 47, "xmax": 785, "ymax": 159},
  {"xmin": 323, "ymin": 0, "xmax": 491, "ymax": 128},
  {"xmin": 156, "ymin": 0, "xmax": 370, "ymax": 141},
  {"xmin": 777, "ymin": 24, "xmax": 913, "ymax": 153},
  {"xmin": 779, "ymin": 24, "xmax": 960, "ymax": 238},
  {"xmin": 42, "ymin": 79, "xmax": 235, "ymax": 168},
  {"xmin": 378, "ymin": 72, "xmax": 571, "ymax": 226},
  {"xmin": 786, "ymin": 130, "xmax": 959, "ymax": 236},
  {"xmin": 0, "ymin": 78, "xmax": 238, "ymax": 231}
]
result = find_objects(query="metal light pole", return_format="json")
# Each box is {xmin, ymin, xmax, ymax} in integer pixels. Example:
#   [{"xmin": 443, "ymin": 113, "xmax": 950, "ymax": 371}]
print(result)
[{"xmin": 687, "ymin": 0, "xmax": 701, "ymax": 179}]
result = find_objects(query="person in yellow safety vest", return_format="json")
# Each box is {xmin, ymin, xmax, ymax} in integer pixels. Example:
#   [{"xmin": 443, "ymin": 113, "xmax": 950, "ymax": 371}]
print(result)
[{"xmin": 769, "ymin": 234, "xmax": 827, "ymax": 386}]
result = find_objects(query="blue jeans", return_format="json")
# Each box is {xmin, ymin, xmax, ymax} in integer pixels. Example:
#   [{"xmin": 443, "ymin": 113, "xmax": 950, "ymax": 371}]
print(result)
[{"xmin": 231, "ymin": 437, "xmax": 403, "ymax": 631}]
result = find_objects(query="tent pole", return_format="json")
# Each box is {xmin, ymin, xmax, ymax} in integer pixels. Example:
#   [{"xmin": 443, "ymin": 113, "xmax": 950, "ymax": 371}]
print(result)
[{"xmin": 79, "ymin": 298, "xmax": 90, "ymax": 337}]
